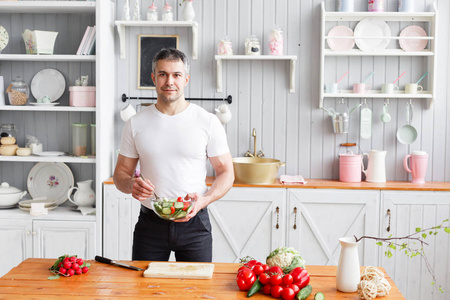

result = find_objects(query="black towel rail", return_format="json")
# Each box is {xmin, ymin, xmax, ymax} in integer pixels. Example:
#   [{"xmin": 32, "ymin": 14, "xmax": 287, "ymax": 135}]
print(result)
[{"xmin": 122, "ymin": 93, "xmax": 232, "ymax": 104}]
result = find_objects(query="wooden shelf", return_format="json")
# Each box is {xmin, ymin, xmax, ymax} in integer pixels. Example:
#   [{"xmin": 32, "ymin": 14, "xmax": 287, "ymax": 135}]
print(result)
[
  {"xmin": 0, "ymin": 106, "xmax": 95, "ymax": 112},
  {"xmin": 115, "ymin": 20, "xmax": 198, "ymax": 60},
  {"xmin": 0, "ymin": 54, "xmax": 95, "ymax": 62},
  {"xmin": 0, "ymin": 1, "xmax": 95, "ymax": 14},
  {"xmin": 0, "ymin": 155, "xmax": 96, "ymax": 164},
  {"xmin": 215, "ymin": 55, "xmax": 297, "ymax": 93}
]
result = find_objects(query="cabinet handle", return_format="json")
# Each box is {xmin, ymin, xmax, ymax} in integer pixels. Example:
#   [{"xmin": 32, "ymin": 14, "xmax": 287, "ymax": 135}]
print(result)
[
  {"xmin": 32, "ymin": 231, "xmax": 37, "ymax": 235},
  {"xmin": 386, "ymin": 209, "xmax": 391, "ymax": 232},
  {"xmin": 26, "ymin": 230, "xmax": 31, "ymax": 235},
  {"xmin": 275, "ymin": 206, "xmax": 279, "ymax": 229},
  {"xmin": 293, "ymin": 207, "xmax": 297, "ymax": 230}
]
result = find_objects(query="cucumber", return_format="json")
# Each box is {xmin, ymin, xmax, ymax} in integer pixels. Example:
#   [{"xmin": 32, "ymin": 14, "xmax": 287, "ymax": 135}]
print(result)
[
  {"xmin": 297, "ymin": 285, "xmax": 312, "ymax": 300},
  {"xmin": 174, "ymin": 202, "xmax": 184, "ymax": 209},
  {"xmin": 161, "ymin": 207, "xmax": 172, "ymax": 215},
  {"xmin": 186, "ymin": 205, "xmax": 193, "ymax": 214},
  {"xmin": 154, "ymin": 203, "xmax": 163, "ymax": 213},
  {"xmin": 314, "ymin": 292, "xmax": 325, "ymax": 300},
  {"xmin": 177, "ymin": 210, "xmax": 187, "ymax": 218},
  {"xmin": 162, "ymin": 202, "xmax": 173, "ymax": 208},
  {"xmin": 247, "ymin": 279, "xmax": 263, "ymax": 297}
]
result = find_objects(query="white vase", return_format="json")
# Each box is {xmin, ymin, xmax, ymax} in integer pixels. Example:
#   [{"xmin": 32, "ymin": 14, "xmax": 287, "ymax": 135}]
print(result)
[
  {"xmin": 336, "ymin": 237, "xmax": 360, "ymax": 292},
  {"xmin": 182, "ymin": 1, "xmax": 195, "ymax": 21}
]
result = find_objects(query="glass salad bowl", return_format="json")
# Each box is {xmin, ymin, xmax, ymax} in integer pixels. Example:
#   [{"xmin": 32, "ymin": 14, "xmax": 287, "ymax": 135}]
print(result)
[{"xmin": 150, "ymin": 197, "xmax": 195, "ymax": 220}]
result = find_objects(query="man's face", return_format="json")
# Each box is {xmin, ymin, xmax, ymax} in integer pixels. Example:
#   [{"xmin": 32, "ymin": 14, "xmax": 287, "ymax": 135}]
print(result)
[{"xmin": 151, "ymin": 59, "xmax": 190, "ymax": 104}]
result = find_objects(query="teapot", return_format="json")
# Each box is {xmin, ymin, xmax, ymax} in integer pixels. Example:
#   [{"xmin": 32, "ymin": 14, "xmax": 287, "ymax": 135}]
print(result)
[
  {"xmin": 215, "ymin": 104, "xmax": 232, "ymax": 124},
  {"xmin": 67, "ymin": 179, "xmax": 95, "ymax": 207}
]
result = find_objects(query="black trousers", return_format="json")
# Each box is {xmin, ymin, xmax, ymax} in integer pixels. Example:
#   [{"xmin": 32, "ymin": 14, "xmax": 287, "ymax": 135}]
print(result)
[{"xmin": 132, "ymin": 205, "xmax": 213, "ymax": 262}]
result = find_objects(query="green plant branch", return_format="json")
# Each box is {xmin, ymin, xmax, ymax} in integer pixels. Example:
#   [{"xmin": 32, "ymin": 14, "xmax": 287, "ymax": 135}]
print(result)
[{"xmin": 354, "ymin": 219, "xmax": 450, "ymax": 293}]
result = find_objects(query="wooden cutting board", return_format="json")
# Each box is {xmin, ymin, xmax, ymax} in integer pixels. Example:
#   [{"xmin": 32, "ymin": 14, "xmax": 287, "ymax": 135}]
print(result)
[{"xmin": 143, "ymin": 262, "xmax": 215, "ymax": 279}]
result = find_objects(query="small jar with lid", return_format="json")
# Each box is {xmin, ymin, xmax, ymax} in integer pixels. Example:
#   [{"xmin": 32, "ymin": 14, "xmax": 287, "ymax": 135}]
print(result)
[
  {"xmin": 72, "ymin": 123, "xmax": 88, "ymax": 156},
  {"xmin": 6, "ymin": 76, "xmax": 29, "ymax": 106},
  {"xmin": 245, "ymin": 35, "xmax": 261, "ymax": 55},
  {"xmin": 162, "ymin": 3, "xmax": 173, "ymax": 21},
  {"xmin": 147, "ymin": 2, "xmax": 158, "ymax": 21},
  {"xmin": 269, "ymin": 25, "xmax": 284, "ymax": 55},
  {"xmin": 217, "ymin": 36, "xmax": 233, "ymax": 55},
  {"xmin": 0, "ymin": 124, "xmax": 18, "ymax": 139}
]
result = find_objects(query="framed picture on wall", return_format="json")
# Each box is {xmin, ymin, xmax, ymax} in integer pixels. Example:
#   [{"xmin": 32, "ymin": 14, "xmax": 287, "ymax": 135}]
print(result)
[{"xmin": 137, "ymin": 34, "xmax": 179, "ymax": 90}]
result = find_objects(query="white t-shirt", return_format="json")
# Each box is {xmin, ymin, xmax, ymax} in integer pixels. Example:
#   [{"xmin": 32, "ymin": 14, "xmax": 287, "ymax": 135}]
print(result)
[{"xmin": 119, "ymin": 103, "xmax": 230, "ymax": 209}]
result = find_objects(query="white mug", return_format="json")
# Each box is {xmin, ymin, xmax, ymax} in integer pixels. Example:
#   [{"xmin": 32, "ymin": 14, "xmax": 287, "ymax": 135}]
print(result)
[
  {"xmin": 405, "ymin": 83, "xmax": 423, "ymax": 94},
  {"xmin": 398, "ymin": 0, "xmax": 414, "ymax": 12},
  {"xmin": 120, "ymin": 103, "xmax": 137, "ymax": 122},
  {"xmin": 337, "ymin": 0, "xmax": 354, "ymax": 12},
  {"xmin": 325, "ymin": 83, "xmax": 342, "ymax": 94},
  {"xmin": 353, "ymin": 83, "xmax": 370, "ymax": 94},
  {"xmin": 381, "ymin": 83, "xmax": 399, "ymax": 94}
]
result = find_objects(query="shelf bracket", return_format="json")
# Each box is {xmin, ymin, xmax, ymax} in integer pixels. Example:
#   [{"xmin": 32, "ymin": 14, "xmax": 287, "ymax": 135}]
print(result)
[
  {"xmin": 216, "ymin": 58, "xmax": 223, "ymax": 93},
  {"xmin": 117, "ymin": 23, "xmax": 126, "ymax": 60},
  {"xmin": 192, "ymin": 21, "xmax": 198, "ymax": 60},
  {"xmin": 290, "ymin": 58, "xmax": 296, "ymax": 93}
]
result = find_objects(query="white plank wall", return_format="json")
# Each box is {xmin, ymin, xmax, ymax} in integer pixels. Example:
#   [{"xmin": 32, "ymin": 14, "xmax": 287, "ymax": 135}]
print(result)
[{"xmin": 114, "ymin": 0, "xmax": 450, "ymax": 182}]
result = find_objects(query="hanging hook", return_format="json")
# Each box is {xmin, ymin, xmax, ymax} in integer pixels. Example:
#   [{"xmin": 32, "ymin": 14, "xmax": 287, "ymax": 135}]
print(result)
[
  {"xmin": 339, "ymin": 98, "xmax": 345, "ymax": 105},
  {"xmin": 364, "ymin": 98, "xmax": 368, "ymax": 108}
]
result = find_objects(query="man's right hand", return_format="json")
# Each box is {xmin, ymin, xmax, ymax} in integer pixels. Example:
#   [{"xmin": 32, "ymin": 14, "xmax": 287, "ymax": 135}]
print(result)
[{"xmin": 131, "ymin": 177, "xmax": 155, "ymax": 201}]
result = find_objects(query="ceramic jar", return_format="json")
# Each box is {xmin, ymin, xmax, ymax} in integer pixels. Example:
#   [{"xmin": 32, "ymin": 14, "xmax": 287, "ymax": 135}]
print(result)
[{"xmin": 336, "ymin": 237, "xmax": 361, "ymax": 292}]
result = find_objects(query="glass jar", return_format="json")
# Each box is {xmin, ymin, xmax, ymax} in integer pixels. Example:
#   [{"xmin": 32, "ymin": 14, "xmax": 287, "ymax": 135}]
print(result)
[
  {"xmin": 147, "ymin": 2, "xmax": 158, "ymax": 21},
  {"xmin": 7, "ymin": 76, "xmax": 29, "ymax": 106},
  {"xmin": 90, "ymin": 124, "xmax": 96, "ymax": 156},
  {"xmin": 72, "ymin": 123, "xmax": 87, "ymax": 156},
  {"xmin": 0, "ymin": 124, "xmax": 18, "ymax": 139},
  {"xmin": 162, "ymin": 3, "xmax": 173, "ymax": 21},
  {"xmin": 217, "ymin": 36, "xmax": 233, "ymax": 55},
  {"xmin": 245, "ymin": 35, "xmax": 261, "ymax": 55},
  {"xmin": 269, "ymin": 26, "xmax": 284, "ymax": 55}
]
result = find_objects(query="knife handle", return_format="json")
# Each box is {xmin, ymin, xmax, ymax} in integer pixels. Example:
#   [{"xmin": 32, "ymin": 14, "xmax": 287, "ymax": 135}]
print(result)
[{"xmin": 95, "ymin": 255, "xmax": 113, "ymax": 265}]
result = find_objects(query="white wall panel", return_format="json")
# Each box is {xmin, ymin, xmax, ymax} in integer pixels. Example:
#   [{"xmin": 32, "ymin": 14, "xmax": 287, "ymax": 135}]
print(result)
[{"xmin": 113, "ymin": 0, "xmax": 450, "ymax": 182}]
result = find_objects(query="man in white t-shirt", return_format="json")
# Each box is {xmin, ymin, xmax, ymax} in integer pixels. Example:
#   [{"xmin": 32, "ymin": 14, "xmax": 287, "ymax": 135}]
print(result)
[{"xmin": 113, "ymin": 48, "xmax": 234, "ymax": 262}]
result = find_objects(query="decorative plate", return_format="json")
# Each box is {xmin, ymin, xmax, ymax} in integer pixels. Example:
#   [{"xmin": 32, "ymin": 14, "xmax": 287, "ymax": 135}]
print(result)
[
  {"xmin": 399, "ymin": 25, "xmax": 428, "ymax": 52},
  {"xmin": 30, "ymin": 69, "xmax": 66, "ymax": 102},
  {"xmin": 18, "ymin": 199, "xmax": 56, "ymax": 208},
  {"xmin": 29, "ymin": 102, "xmax": 60, "ymax": 106},
  {"xmin": 19, "ymin": 204, "xmax": 58, "ymax": 212},
  {"xmin": 354, "ymin": 18, "xmax": 391, "ymax": 51},
  {"xmin": 27, "ymin": 162, "xmax": 74, "ymax": 206},
  {"xmin": 327, "ymin": 26, "xmax": 355, "ymax": 51},
  {"xmin": 33, "ymin": 151, "xmax": 65, "ymax": 156},
  {"xmin": 0, "ymin": 25, "xmax": 9, "ymax": 52}
]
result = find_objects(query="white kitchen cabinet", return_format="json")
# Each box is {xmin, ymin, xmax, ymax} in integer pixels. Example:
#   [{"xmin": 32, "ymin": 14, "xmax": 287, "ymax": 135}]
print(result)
[
  {"xmin": 319, "ymin": 2, "xmax": 438, "ymax": 108},
  {"xmin": 0, "ymin": 0, "xmax": 116, "ymax": 258},
  {"xmin": 209, "ymin": 187, "xmax": 286, "ymax": 263},
  {"xmin": 287, "ymin": 189, "xmax": 379, "ymax": 266},
  {"xmin": 379, "ymin": 191, "xmax": 450, "ymax": 300},
  {"xmin": 0, "ymin": 208, "xmax": 96, "ymax": 277}
]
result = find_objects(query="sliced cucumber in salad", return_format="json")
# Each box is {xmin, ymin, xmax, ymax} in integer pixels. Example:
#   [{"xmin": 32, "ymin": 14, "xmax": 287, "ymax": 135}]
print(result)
[{"xmin": 153, "ymin": 197, "xmax": 194, "ymax": 220}]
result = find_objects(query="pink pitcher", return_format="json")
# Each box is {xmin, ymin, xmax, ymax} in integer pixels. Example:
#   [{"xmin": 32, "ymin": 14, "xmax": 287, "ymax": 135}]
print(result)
[
  {"xmin": 403, "ymin": 151, "xmax": 429, "ymax": 184},
  {"xmin": 339, "ymin": 152, "xmax": 363, "ymax": 182}
]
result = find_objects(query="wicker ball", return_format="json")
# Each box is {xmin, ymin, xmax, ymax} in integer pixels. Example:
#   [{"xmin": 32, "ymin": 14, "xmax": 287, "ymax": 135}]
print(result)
[
  {"xmin": 361, "ymin": 266, "xmax": 385, "ymax": 281},
  {"xmin": 357, "ymin": 280, "xmax": 378, "ymax": 300},
  {"xmin": 374, "ymin": 276, "xmax": 391, "ymax": 297}
]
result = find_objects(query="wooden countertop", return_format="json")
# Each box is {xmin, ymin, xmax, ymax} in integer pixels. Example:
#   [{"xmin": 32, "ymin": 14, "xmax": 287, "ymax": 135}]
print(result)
[
  {"xmin": 0, "ymin": 258, "xmax": 405, "ymax": 299},
  {"xmin": 104, "ymin": 177, "xmax": 450, "ymax": 191}
]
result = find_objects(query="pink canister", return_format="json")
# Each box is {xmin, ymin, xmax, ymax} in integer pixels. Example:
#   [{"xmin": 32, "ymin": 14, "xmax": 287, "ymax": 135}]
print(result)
[
  {"xmin": 339, "ymin": 153, "xmax": 363, "ymax": 182},
  {"xmin": 368, "ymin": 0, "xmax": 385, "ymax": 12}
]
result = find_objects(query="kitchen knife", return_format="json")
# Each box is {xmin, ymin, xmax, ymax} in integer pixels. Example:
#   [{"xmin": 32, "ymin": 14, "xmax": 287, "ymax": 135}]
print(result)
[{"xmin": 95, "ymin": 255, "xmax": 144, "ymax": 271}]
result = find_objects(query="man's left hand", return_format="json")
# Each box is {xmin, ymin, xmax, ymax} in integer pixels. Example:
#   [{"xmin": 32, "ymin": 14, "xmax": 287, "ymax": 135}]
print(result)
[{"xmin": 173, "ymin": 192, "xmax": 207, "ymax": 222}]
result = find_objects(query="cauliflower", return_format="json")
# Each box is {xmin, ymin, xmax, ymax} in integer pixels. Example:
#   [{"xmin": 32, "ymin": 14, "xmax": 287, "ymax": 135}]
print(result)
[{"xmin": 266, "ymin": 247, "xmax": 306, "ymax": 273}]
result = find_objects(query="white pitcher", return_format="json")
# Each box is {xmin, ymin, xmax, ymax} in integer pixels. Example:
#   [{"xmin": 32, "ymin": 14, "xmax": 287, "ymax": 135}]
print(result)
[
  {"xmin": 362, "ymin": 150, "xmax": 387, "ymax": 183},
  {"xmin": 67, "ymin": 179, "xmax": 95, "ymax": 207},
  {"xmin": 336, "ymin": 237, "xmax": 360, "ymax": 292}
]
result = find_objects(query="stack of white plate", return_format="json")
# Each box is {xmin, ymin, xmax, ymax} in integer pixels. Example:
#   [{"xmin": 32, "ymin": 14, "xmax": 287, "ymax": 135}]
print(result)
[{"xmin": 18, "ymin": 199, "xmax": 57, "ymax": 211}]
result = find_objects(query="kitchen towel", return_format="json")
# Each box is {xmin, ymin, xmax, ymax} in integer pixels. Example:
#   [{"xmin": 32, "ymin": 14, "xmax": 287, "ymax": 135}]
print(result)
[{"xmin": 280, "ymin": 175, "xmax": 307, "ymax": 185}]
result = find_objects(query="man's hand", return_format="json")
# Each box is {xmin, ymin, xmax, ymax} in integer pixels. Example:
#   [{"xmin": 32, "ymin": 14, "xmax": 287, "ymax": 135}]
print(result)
[
  {"xmin": 173, "ymin": 192, "xmax": 206, "ymax": 222},
  {"xmin": 132, "ymin": 177, "xmax": 156, "ymax": 201}
]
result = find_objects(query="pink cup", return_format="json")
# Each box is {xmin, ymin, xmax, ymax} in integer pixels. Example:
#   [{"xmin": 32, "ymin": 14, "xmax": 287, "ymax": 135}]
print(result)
[
  {"xmin": 403, "ymin": 151, "xmax": 429, "ymax": 184},
  {"xmin": 353, "ymin": 83, "xmax": 370, "ymax": 94}
]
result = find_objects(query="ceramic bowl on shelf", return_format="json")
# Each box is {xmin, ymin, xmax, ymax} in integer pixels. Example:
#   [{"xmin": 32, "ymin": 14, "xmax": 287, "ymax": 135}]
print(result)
[
  {"xmin": 150, "ymin": 197, "xmax": 195, "ymax": 221},
  {"xmin": 22, "ymin": 29, "xmax": 58, "ymax": 55},
  {"xmin": 0, "ymin": 182, "xmax": 27, "ymax": 206}
]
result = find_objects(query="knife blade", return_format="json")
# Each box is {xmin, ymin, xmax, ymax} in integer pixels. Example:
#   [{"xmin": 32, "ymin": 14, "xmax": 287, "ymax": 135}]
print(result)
[{"xmin": 95, "ymin": 255, "xmax": 144, "ymax": 271}]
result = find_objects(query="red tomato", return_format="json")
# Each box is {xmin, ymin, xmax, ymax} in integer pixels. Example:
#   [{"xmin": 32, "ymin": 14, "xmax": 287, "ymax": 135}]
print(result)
[
  {"xmin": 270, "ymin": 273, "xmax": 283, "ymax": 286},
  {"xmin": 268, "ymin": 266, "xmax": 284, "ymax": 275},
  {"xmin": 262, "ymin": 284, "xmax": 272, "ymax": 295},
  {"xmin": 282, "ymin": 274, "xmax": 293, "ymax": 285},
  {"xmin": 182, "ymin": 202, "xmax": 189, "ymax": 211},
  {"xmin": 170, "ymin": 206, "xmax": 175, "ymax": 214},
  {"xmin": 287, "ymin": 284, "xmax": 299, "ymax": 295},
  {"xmin": 253, "ymin": 265, "xmax": 264, "ymax": 276},
  {"xmin": 245, "ymin": 260, "xmax": 257, "ymax": 268},
  {"xmin": 281, "ymin": 287, "xmax": 295, "ymax": 300},
  {"xmin": 271, "ymin": 285, "xmax": 284, "ymax": 298},
  {"xmin": 262, "ymin": 264, "xmax": 270, "ymax": 272},
  {"xmin": 259, "ymin": 273, "xmax": 271, "ymax": 285},
  {"xmin": 177, "ymin": 197, "xmax": 183, "ymax": 202}
]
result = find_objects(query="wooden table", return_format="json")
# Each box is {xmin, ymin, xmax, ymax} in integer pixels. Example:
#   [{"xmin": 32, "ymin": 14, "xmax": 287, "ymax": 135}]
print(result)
[{"xmin": 0, "ymin": 258, "xmax": 405, "ymax": 299}]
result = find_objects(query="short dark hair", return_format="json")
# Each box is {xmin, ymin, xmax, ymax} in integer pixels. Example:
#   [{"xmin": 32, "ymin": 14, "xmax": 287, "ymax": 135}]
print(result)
[{"xmin": 151, "ymin": 48, "xmax": 190, "ymax": 75}]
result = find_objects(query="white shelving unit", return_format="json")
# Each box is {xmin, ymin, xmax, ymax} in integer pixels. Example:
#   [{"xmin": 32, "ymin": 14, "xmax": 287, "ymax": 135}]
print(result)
[
  {"xmin": 0, "ymin": 0, "xmax": 116, "ymax": 261},
  {"xmin": 215, "ymin": 55, "xmax": 297, "ymax": 93},
  {"xmin": 115, "ymin": 21, "xmax": 198, "ymax": 60},
  {"xmin": 319, "ymin": 2, "xmax": 438, "ymax": 109}
]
